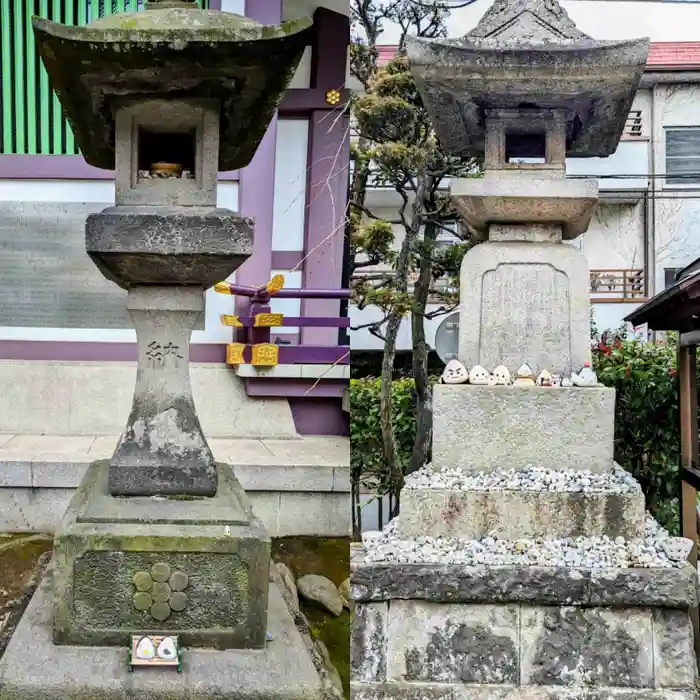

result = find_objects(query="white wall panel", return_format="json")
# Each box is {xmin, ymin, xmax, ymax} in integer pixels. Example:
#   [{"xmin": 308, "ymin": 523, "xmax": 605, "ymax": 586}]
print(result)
[
  {"xmin": 272, "ymin": 119, "xmax": 308, "ymax": 252},
  {"xmin": 220, "ymin": 0, "xmax": 244, "ymax": 13},
  {"xmin": 0, "ymin": 180, "xmax": 240, "ymax": 343}
]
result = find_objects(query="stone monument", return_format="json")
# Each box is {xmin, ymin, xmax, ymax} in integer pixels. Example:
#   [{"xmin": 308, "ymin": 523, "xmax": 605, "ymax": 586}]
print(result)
[
  {"xmin": 351, "ymin": 2, "xmax": 700, "ymax": 698},
  {"xmin": 0, "ymin": 3, "xmax": 329, "ymax": 698}
]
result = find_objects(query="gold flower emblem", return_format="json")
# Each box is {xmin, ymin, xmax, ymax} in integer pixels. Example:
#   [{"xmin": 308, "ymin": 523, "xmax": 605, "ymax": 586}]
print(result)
[{"xmin": 325, "ymin": 89, "xmax": 342, "ymax": 106}]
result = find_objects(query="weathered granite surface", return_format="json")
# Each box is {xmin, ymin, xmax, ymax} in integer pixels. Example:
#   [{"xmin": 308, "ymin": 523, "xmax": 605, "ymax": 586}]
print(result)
[
  {"xmin": 108, "ymin": 287, "xmax": 217, "ymax": 496},
  {"xmin": 451, "ymin": 173, "xmax": 599, "ymax": 241},
  {"xmin": 114, "ymin": 99, "xmax": 221, "ymax": 207},
  {"xmin": 456, "ymin": 244, "xmax": 593, "ymax": 380},
  {"xmin": 397, "ymin": 486, "xmax": 645, "ymax": 540},
  {"xmin": 352, "ymin": 683, "xmax": 698, "ymax": 700},
  {"xmin": 352, "ymin": 598, "xmax": 697, "ymax": 694},
  {"xmin": 351, "ymin": 555, "xmax": 699, "ymax": 698},
  {"xmin": 53, "ymin": 460, "xmax": 270, "ymax": 648},
  {"xmin": 433, "ymin": 386, "xmax": 614, "ymax": 473},
  {"xmin": 0, "ymin": 573, "xmax": 324, "ymax": 700},
  {"xmin": 405, "ymin": 0, "xmax": 650, "ymax": 159},
  {"xmin": 350, "ymin": 562, "xmax": 698, "ymax": 608},
  {"xmin": 32, "ymin": 6, "xmax": 313, "ymax": 171},
  {"xmin": 86, "ymin": 207, "xmax": 253, "ymax": 288}
]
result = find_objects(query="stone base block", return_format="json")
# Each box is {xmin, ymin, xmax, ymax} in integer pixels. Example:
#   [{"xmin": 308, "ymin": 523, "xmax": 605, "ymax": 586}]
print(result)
[
  {"xmin": 0, "ymin": 573, "xmax": 324, "ymax": 700},
  {"xmin": 352, "ymin": 682, "xmax": 697, "ymax": 700},
  {"xmin": 350, "ymin": 564, "xmax": 699, "ymax": 698},
  {"xmin": 350, "ymin": 562, "xmax": 699, "ymax": 608},
  {"xmin": 53, "ymin": 460, "xmax": 270, "ymax": 649},
  {"xmin": 397, "ymin": 480, "xmax": 645, "ymax": 540},
  {"xmin": 433, "ymin": 385, "xmax": 615, "ymax": 473}
]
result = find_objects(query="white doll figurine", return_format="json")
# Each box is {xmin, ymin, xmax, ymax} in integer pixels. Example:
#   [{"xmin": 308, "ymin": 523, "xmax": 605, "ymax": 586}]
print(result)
[
  {"xmin": 513, "ymin": 363, "xmax": 536, "ymax": 387},
  {"xmin": 440, "ymin": 359, "xmax": 469, "ymax": 385},
  {"xmin": 571, "ymin": 362, "xmax": 598, "ymax": 387},
  {"xmin": 491, "ymin": 365, "xmax": 512, "ymax": 386},
  {"xmin": 536, "ymin": 369, "xmax": 553, "ymax": 387},
  {"xmin": 468, "ymin": 365, "xmax": 491, "ymax": 385}
]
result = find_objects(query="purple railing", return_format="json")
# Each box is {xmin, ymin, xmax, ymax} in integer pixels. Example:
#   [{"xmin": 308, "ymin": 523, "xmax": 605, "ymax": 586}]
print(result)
[{"xmin": 216, "ymin": 279, "xmax": 350, "ymax": 367}]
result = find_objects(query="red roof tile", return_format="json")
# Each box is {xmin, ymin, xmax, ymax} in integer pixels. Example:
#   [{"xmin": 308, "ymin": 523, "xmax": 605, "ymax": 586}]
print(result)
[
  {"xmin": 647, "ymin": 42, "xmax": 700, "ymax": 68},
  {"xmin": 376, "ymin": 42, "xmax": 700, "ymax": 70}
]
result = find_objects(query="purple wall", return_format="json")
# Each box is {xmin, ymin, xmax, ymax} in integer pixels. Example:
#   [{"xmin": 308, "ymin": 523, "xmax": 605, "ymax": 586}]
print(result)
[
  {"xmin": 290, "ymin": 398, "xmax": 349, "ymax": 436},
  {"xmin": 301, "ymin": 9, "xmax": 350, "ymax": 346},
  {"xmin": 234, "ymin": 0, "xmax": 284, "ymax": 320}
]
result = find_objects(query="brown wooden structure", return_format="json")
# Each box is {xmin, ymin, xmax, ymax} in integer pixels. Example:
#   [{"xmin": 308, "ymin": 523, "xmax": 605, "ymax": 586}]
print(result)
[{"xmin": 626, "ymin": 257, "xmax": 700, "ymax": 655}]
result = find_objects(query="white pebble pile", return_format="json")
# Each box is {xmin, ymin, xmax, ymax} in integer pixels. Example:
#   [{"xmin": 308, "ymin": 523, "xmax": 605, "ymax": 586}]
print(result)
[
  {"xmin": 404, "ymin": 464, "xmax": 639, "ymax": 494},
  {"xmin": 360, "ymin": 516, "xmax": 686, "ymax": 569}
]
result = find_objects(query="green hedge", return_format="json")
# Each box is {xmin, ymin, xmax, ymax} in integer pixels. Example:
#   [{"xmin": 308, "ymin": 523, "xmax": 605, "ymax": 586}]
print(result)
[
  {"xmin": 350, "ymin": 377, "xmax": 417, "ymax": 494},
  {"xmin": 350, "ymin": 336, "xmax": 686, "ymax": 534}
]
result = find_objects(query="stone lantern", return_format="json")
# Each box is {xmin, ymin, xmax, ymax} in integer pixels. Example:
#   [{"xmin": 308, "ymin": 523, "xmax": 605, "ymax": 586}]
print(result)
[
  {"xmin": 34, "ymin": 0, "xmax": 312, "ymax": 499},
  {"xmin": 349, "ymin": 8, "xmax": 697, "ymax": 700},
  {"xmin": 28, "ymin": 0, "xmax": 313, "ymax": 653},
  {"xmin": 406, "ymin": 0, "xmax": 650, "ymax": 376}
]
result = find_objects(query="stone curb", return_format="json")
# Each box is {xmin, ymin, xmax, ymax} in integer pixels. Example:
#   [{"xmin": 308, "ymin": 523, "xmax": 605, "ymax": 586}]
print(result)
[
  {"xmin": 350, "ymin": 562, "xmax": 698, "ymax": 608},
  {"xmin": 270, "ymin": 564, "xmax": 346, "ymax": 700},
  {"xmin": 0, "ymin": 459, "xmax": 350, "ymax": 493},
  {"xmin": 0, "ymin": 551, "xmax": 52, "ymax": 661},
  {"xmin": 350, "ymin": 682, "xmax": 698, "ymax": 700}
]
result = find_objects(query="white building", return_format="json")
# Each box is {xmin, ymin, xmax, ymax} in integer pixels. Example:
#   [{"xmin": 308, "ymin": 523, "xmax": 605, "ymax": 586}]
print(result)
[{"xmin": 351, "ymin": 10, "xmax": 700, "ymax": 352}]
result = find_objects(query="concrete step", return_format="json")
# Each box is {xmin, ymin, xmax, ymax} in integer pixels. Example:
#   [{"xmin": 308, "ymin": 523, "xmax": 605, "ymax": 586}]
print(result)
[{"xmin": 0, "ymin": 434, "xmax": 350, "ymax": 537}]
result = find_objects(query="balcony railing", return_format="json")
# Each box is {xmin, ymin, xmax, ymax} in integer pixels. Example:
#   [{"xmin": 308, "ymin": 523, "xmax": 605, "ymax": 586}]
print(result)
[
  {"xmin": 354, "ymin": 267, "xmax": 648, "ymax": 305},
  {"xmin": 590, "ymin": 268, "xmax": 646, "ymax": 303},
  {"xmin": 0, "ymin": 0, "xmax": 208, "ymax": 156}
]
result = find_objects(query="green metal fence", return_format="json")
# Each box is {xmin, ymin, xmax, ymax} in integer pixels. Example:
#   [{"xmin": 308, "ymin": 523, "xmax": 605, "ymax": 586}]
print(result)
[{"xmin": 0, "ymin": 0, "xmax": 208, "ymax": 156}]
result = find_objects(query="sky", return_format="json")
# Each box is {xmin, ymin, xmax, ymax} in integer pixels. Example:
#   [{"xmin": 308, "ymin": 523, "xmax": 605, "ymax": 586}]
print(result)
[{"xmin": 375, "ymin": 0, "xmax": 700, "ymax": 44}]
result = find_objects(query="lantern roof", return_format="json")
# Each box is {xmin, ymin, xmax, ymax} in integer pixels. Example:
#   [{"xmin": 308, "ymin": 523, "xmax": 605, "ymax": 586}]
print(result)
[
  {"xmin": 32, "ymin": 2, "xmax": 313, "ymax": 170},
  {"xmin": 405, "ymin": 0, "xmax": 650, "ymax": 158}
]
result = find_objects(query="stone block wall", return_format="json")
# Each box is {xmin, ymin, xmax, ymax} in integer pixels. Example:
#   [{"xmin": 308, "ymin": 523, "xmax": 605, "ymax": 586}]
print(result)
[{"xmin": 351, "ymin": 562, "xmax": 700, "ymax": 700}]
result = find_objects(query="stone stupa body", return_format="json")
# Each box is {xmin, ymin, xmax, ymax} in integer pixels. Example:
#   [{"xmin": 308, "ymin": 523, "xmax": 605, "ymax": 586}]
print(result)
[{"xmin": 350, "ymin": 3, "xmax": 700, "ymax": 699}]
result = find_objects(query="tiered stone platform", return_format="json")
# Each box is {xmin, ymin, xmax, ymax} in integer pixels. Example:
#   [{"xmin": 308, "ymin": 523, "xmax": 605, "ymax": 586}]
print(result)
[
  {"xmin": 351, "ymin": 551, "xmax": 699, "ymax": 700},
  {"xmin": 0, "ymin": 572, "xmax": 323, "ymax": 700},
  {"xmin": 351, "ymin": 386, "xmax": 697, "ymax": 699},
  {"xmin": 401, "ymin": 385, "xmax": 644, "ymax": 540}
]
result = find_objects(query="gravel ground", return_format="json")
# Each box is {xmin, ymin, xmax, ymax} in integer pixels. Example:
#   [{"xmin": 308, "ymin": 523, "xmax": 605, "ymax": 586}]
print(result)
[
  {"xmin": 404, "ymin": 464, "xmax": 640, "ymax": 493},
  {"xmin": 360, "ymin": 515, "xmax": 690, "ymax": 569}
]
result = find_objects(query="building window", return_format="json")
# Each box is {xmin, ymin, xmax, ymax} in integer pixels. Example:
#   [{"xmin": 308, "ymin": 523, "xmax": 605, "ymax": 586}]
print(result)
[
  {"xmin": 435, "ymin": 220, "xmax": 461, "ymax": 248},
  {"xmin": 666, "ymin": 128, "xmax": 700, "ymax": 185}
]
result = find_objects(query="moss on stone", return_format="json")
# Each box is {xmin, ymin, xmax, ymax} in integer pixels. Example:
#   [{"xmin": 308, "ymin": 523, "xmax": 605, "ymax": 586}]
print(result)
[
  {"xmin": 0, "ymin": 535, "xmax": 53, "ymax": 660},
  {"xmin": 31, "ymin": 10, "xmax": 314, "ymax": 171}
]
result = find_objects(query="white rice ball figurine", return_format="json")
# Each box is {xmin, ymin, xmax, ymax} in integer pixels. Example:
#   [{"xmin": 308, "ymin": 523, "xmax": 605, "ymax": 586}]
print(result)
[
  {"xmin": 440, "ymin": 359, "xmax": 469, "ymax": 385},
  {"xmin": 513, "ymin": 363, "xmax": 536, "ymax": 387},
  {"xmin": 572, "ymin": 362, "xmax": 598, "ymax": 387},
  {"xmin": 491, "ymin": 365, "xmax": 512, "ymax": 386},
  {"xmin": 468, "ymin": 365, "xmax": 491, "ymax": 385}
]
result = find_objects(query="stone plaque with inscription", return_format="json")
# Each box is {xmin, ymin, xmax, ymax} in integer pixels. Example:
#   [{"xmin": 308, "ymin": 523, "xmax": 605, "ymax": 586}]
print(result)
[
  {"xmin": 0, "ymin": 201, "xmax": 130, "ymax": 328},
  {"xmin": 458, "ymin": 242, "xmax": 591, "ymax": 376}
]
